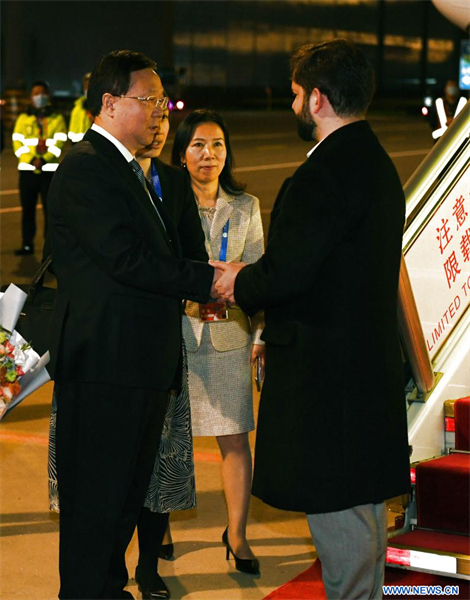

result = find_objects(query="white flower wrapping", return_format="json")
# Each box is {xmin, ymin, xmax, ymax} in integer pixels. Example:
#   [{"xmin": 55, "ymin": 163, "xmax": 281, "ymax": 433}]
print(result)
[{"xmin": 0, "ymin": 284, "xmax": 51, "ymax": 420}]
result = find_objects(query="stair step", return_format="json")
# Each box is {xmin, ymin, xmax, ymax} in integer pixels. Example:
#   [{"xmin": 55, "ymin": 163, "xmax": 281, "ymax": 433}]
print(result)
[
  {"xmin": 455, "ymin": 397, "xmax": 470, "ymax": 451},
  {"xmin": 387, "ymin": 530, "xmax": 470, "ymax": 577},
  {"xmin": 417, "ymin": 454, "xmax": 470, "ymax": 534}
]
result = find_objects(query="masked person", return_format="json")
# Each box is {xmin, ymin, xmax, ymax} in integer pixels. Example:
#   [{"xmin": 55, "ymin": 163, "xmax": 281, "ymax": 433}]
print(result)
[{"xmin": 12, "ymin": 80, "xmax": 67, "ymax": 255}]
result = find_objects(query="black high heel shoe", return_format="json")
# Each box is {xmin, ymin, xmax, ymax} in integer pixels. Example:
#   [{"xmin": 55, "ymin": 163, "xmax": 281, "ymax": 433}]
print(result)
[{"xmin": 222, "ymin": 527, "xmax": 260, "ymax": 575}]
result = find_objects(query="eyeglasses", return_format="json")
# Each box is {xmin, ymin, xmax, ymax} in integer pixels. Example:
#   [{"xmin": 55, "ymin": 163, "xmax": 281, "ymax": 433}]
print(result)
[{"xmin": 118, "ymin": 95, "xmax": 169, "ymax": 110}]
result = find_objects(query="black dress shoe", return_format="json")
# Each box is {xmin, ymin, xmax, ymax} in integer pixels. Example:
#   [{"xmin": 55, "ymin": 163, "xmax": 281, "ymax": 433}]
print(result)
[
  {"xmin": 135, "ymin": 565, "xmax": 170, "ymax": 599},
  {"xmin": 14, "ymin": 245, "xmax": 34, "ymax": 256},
  {"xmin": 222, "ymin": 527, "xmax": 260, "ymax": 575},
  {"xmin": 158, "ymin": 543, "xmax": 175, "ymax": 561}
]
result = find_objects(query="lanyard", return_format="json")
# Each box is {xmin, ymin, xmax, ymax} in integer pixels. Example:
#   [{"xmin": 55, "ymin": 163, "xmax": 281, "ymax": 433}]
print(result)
[
  {"xmin": 150, "ymin": 160, "xmax": 163, "ymax": 200},
  {"xmin": 219, "ymin": 220, "xmax": 230, "ymax": 261}
]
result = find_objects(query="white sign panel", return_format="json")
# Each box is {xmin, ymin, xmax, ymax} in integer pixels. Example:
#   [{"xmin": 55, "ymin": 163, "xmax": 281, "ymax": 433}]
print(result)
[
  {"xmin": 410, "ymin": 550, "xmax": 457, "ymax": 574},
  {"xmin": 405, "ymin": 166, "xmax": 470, "ymax": 360}
]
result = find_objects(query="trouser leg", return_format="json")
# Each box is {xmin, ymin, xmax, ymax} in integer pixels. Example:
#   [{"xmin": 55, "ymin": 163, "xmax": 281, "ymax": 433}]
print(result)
[
  {"xmin": 18, "ymin": 171, "xmax": 40, "ymax": 247},
  {"xmin": 370, "ymin": 502, "xmax": 388, "ymax": 599},
  {"xmin": 55, "ymin": 381, "xmax": 168, "ymax": 599},
  {"xmin": 307, "ymin": 501, "xmax": 388, "ymax": 600}
]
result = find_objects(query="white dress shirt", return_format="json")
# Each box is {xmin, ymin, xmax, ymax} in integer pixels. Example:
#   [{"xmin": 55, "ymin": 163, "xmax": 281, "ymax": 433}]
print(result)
[{"xmin": 91, "ymin": 123, "xmax": 134, "ymax": 163}]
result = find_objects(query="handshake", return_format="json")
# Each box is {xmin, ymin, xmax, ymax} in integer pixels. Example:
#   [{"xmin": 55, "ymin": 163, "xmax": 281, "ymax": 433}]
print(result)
[{"xmin": 209, "ymin": 260, "xmax": 247, "ymax": 305}]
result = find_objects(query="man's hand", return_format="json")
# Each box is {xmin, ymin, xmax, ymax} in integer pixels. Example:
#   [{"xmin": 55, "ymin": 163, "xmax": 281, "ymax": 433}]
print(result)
[
  {"xmin": 210, "ymin": 266, "xmax": 222, "ymax": 299},
  {"xmin": 209, "ymin": 261, "xmax": 246, "ymax": 305},
  {"xmin": 251, "ymin": 344, "xmax": 266, "ymax": 379}
]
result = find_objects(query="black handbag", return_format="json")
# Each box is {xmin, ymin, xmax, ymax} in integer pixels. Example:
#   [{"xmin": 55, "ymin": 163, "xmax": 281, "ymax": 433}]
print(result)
[{"xmin": 10, "ymin": 256, "xmax": 56, "ymax": 357}]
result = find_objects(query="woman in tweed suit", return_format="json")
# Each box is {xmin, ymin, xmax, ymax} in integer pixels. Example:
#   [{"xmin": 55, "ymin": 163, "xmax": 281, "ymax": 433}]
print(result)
[{"xmin": 171, "ymin": 109, "xmax": 265, "ymax": 574}]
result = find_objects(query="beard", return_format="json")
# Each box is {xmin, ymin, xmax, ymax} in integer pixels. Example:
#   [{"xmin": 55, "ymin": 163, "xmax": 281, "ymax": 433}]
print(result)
[{"xmin": 295, "ymin": 99, "xmax": 317, "ymax": 141}]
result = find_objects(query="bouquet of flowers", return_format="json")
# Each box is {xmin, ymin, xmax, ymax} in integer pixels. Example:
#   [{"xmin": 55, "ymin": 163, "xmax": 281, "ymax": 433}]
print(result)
[{"xmin": 0, "ymin": 284, "xmax": 50, "ymax": 420}]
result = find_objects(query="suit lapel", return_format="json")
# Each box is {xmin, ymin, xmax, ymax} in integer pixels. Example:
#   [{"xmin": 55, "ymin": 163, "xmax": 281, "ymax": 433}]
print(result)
[
  {"xmin": 85, "ymin": 131, "xmax": 176, "ymax": 255},
  {"xmin": 126, "ymin": 162, "xmax": 176, "ymax": 253},
  {"xmin": 210, "ymin": 187, "xmax": 234, "ymax": 246},
  {"xmin": 146, "ymin": 181, "xmax": 181, "ymax": 257}
]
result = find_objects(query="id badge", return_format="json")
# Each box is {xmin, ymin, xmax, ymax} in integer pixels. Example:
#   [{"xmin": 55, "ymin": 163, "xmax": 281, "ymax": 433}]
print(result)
[{"xmin": 199, "ymin": 301, "xmax": 228, "ymax": 322}]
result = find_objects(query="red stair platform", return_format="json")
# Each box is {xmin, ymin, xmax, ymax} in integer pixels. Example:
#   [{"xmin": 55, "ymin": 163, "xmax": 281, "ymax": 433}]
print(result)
[
  {"xmin": 416, "ymin": 453, "xmax": 470, "ymax": 534},
  {"xmin": 387, "ymin": 396, "xmax": 470, "ymax": 580}
]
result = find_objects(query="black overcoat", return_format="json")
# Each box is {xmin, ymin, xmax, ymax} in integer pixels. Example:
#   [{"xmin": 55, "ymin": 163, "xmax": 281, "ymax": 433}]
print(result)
[
  {"xmin": 235, "ymin": 121, "xmax": 411, "ymax": 514},
  {"xmin": 47, "ymin": 130, "xmax": 213, "ymax": 390}
]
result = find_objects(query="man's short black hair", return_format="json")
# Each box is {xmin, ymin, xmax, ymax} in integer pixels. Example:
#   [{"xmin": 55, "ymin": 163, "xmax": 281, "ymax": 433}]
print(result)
[
  {"xmin": 290, "ymin": 39, "xmax": 375, "ymax": 118},
  {"xmin": 87, "ymin": 50, "xmax": 157, "ymax": 117}
]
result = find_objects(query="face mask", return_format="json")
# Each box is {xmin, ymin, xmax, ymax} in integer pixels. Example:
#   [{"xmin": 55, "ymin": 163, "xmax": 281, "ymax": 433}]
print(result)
[{"xmin": 31, "ymin": 94, "xmax": 49, "ymax": 109}]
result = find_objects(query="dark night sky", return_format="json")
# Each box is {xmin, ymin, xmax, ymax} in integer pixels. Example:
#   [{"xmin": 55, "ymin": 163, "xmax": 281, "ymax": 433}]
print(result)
[{"xmin": 1, "ymin": 0, "xmax": 464, "ymax": 96}]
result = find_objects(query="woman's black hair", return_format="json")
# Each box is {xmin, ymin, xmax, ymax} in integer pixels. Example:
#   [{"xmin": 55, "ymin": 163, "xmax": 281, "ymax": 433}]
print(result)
[{"xmin": 171, "ymin": 109, "xmax": 245, "ymax": 195}]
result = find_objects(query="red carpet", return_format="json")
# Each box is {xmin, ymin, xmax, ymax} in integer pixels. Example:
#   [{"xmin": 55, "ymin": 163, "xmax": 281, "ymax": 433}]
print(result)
[
  {"xmin": 389, "ymin": 529, "xmax": 470, "ymax": 555},
  {"xmin": 263, "ymin": 560, "xmax": 470, "ymax": 599}
]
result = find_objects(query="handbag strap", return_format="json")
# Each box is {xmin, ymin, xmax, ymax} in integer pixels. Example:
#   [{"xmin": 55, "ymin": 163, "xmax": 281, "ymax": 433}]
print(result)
[{"xmin": 27, "ymin": 255, "xmax": 53, "ymax": 300}]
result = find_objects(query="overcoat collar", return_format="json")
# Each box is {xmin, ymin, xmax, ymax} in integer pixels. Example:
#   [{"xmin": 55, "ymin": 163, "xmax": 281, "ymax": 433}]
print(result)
[{"xmin": 307, "ymin": 120, "xmax": 373, "ymax": 162}]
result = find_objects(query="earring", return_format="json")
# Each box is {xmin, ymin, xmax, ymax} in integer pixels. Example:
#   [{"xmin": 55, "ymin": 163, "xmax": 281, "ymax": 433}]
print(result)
[{"xmin": 181, "ymin": 162, "xmax": 187, "ymax": 169}]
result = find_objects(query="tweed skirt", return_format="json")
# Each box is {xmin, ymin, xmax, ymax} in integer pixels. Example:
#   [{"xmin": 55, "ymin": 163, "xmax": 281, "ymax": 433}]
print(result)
[{"xmin": 188, "ymin": 326, "xmax": 254, "ymax": 437}]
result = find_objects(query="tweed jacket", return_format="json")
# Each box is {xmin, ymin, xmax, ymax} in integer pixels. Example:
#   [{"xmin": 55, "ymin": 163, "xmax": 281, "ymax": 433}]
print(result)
[{"xmin": 183, "ymin": 187, "xmax": 265, "ymax": 352}]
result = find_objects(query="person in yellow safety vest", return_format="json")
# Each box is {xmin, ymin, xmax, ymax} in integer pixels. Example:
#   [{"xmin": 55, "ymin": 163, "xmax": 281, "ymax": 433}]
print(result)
[
  {"xmin": 12, "ymin": 80, "xmax": 67, "ymax": 255},
  {"xmin": 68, "ymin": 72, "xmax": 93, "ymax": 143},
  {"xmin": 431, "ymin": 79, "xmax": 468, "ymax": 140}
]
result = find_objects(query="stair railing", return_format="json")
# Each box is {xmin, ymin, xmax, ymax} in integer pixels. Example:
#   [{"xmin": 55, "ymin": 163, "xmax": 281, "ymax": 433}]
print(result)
[{"xmin": 398, "ymin": 101, "xmax": 470, "ymax": 397}]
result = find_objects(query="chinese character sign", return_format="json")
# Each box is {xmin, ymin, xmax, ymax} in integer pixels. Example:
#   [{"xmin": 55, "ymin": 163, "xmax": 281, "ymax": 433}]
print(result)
[{"xmin": 405, "ymin": 166, "xmax": 470, "ymax": 360}]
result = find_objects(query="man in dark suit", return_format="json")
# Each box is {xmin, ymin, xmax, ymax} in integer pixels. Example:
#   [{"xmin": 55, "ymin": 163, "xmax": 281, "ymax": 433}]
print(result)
[
  {"xmin": 47, "ymin": 50, "xmax": 215, "ymax": 600},
  {"xmin": 213, "ymin": 39, "xmax": 410, "ymax": 598}
]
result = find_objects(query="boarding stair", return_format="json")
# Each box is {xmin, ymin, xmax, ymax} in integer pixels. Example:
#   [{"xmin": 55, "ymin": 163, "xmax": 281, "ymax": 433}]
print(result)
[
  {"xmin": 385, "ymin": 101, "xmax": 470, "ymax": 581},
  {"xmin": 387, "ymin": 397, "xmax": 470, "ymax": 579}
]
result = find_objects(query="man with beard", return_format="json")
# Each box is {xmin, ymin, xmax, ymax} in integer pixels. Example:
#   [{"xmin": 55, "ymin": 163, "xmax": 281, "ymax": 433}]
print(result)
[{"xmin": 212, "ymin": 39, "xmax": 410, "ymax": 599}]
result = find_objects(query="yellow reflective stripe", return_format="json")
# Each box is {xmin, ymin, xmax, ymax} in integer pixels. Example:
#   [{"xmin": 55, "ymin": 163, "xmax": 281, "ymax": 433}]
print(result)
[
  {"xmin": 15, "ymin": 146, "xmax": 31, "ymax": 158},
  {"xmin": 24, "ymin": 138, "xmax": 39, "ymax": 146},
  {"xmin": 12, "ymin": 132, "xmax": 25, "ymax": 142},
  {"xmin": 18, "ymin": 163, "xmax": 36, "ymax": 171},
  {"xmin": 47, "ymin": 145, "xmax": 62, "ymax": 158}
]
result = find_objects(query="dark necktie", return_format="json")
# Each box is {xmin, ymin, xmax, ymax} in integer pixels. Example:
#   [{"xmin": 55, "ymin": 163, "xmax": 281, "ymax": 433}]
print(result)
[{"xmin": 130, "ymin": 159, "xmax": 167, "ymax": 230}]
